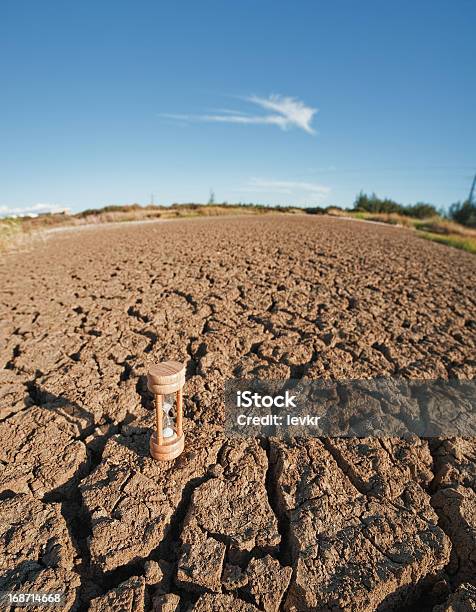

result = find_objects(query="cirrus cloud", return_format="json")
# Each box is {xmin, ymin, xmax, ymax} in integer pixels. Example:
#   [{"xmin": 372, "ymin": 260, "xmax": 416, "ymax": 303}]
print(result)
[{"xmin": 160, "ymin": 94, "xmax": 317, "ymax": 135}]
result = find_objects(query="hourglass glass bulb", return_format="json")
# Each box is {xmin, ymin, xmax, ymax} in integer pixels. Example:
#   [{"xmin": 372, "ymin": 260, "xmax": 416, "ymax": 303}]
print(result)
[{"xmin": 162, "ymin": 395, "xmax": 174, "ymax": 438}]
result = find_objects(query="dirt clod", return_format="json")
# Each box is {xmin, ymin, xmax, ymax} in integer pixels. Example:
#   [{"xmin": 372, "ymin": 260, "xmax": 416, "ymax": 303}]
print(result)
[
  {"xmin": 89, "ymin": 575, "xmax": 146, "ymax": 611},
  {"xmin": 0, "ymin": 494, "xmax": 80, "ymax": 609}
]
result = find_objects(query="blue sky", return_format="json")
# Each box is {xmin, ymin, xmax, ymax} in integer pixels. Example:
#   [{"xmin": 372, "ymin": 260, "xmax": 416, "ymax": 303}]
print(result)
[{"xmin": 1, "ymin": 0, "xmax": 475, "ymax": 215}]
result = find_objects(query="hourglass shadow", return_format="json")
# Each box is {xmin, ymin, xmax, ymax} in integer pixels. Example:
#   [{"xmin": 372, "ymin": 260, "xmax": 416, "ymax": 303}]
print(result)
[{"xmin": 115, "ymin": 428, "xmax": 151, "ymax": 458}]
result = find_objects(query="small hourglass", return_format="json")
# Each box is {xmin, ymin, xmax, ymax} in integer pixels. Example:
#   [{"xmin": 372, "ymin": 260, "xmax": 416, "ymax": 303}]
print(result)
[{"xmin": 147, "ymin": 361, "xmax": 185, "ymax": 461}]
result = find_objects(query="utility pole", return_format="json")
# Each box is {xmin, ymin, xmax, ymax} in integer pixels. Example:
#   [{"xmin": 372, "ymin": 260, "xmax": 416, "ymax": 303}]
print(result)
[
  {"xmin": 150, "ymin": 193, "xmax": 155, "ymax": 206},
  {"xmin": 468, "ymin": 172, "xmax": 476, "ymax": 204}
]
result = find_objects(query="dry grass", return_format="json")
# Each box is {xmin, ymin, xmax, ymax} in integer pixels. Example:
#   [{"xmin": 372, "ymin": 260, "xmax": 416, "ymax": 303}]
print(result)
[
  {"xmin": 351, "ymin": 211, "xmax": 476, "ymax": 238},
  {"xmin": 323, "ymin": 209, "xmax": 476, "ymax": 254},
  {"xmin": 418, "ymin": 232, "xmax": 476, "ymax": 254},
  {"xmin": 0, "ymin": 218, "xmax": 23, "ymax": 250},
  {"xmin": 326, "ymin": 208, "xmax": 416, "ymax": 227},
  {"xmin": 414, "ymin": 217, "xmax": 476, "ymax": 238}
]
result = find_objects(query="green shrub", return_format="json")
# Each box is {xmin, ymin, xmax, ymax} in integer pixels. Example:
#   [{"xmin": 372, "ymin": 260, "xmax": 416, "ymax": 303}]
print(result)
[
  {"xmin": 353, "ymin": 192, "xmax": 437, "ymax": 218},
  {"xmin": 304, "ymin": 207, "xmax": 327, "ymax": 215},
  {"xmin": 404, "ymin": 202, "xmax": 438, "ymax": 219},
  {"xmin": 449, "ymin": 200, "xmax": 476, "ymax": 228},
  {"xmin": 354, "ymin": 191, "xmax": 402, "ymax": 214}
]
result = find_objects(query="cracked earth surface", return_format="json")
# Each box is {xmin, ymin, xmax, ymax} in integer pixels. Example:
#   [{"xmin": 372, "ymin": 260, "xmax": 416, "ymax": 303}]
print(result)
[{"xmin": 0, "ymin": 215, "xmax": 475, "ymax": 611}]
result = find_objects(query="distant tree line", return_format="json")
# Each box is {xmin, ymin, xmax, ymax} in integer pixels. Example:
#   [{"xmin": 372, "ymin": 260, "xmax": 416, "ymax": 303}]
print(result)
[
  {"xmin": 78, "ymin": 203, "xmax": 145, "ymax": 217},
  {"xmin": 353, "ymin": 191, "xmax": 476, "ymax": 227},
  {"xmin": 353, "ymin": 192, "xmax": 437, "ymax": 219},
  {"xmin": 75, "ymin": 193, "xmax": 476, "ymax": 228}
]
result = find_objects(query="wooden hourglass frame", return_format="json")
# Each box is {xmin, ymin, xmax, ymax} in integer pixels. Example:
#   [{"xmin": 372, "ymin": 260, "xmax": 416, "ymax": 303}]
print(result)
[{"xmin": 147, "ymin": 361, "xmax": 185, "ymax": 461}]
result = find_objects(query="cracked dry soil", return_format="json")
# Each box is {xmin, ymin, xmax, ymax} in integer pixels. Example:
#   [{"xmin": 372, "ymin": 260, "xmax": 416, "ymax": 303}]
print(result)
[{"xmin": 0, "ymin": 214, "xmax": 475, "ymax": 612}]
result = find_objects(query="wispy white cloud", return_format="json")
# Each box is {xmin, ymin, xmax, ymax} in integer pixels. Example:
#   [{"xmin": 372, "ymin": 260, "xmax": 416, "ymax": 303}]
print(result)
[
  {"xmin": 246, "ymin": 95, "xmax": 317, "ymax": 134},
  {"xmin": 160, "ymin": 94, "xmax": 317, "ymax": 134},
  {"xmin": 235, "ymin": 177, "xmax": 330, "ymax": 203},
  {"xmin": 0, "ymin": 203, "xmax": 69, "ymax": 218}
]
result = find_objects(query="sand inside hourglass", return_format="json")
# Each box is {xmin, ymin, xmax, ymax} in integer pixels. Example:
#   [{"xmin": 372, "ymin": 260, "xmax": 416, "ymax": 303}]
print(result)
[{"xmin": 162, "ymin": 395, "xmax": 175, "ymax": 438}]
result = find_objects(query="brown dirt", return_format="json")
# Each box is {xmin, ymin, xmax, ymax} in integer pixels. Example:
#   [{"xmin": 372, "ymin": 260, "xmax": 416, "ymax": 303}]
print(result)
[{"xmin": 0, "ymin": 215, "xmax": 475, "ymax": 611}]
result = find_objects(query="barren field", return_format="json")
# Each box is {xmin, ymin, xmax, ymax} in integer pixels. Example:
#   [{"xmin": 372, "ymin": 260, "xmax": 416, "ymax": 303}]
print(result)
[{"xmin": 1, "ymin": 215, "xmax": 475, "ymax": 611}]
